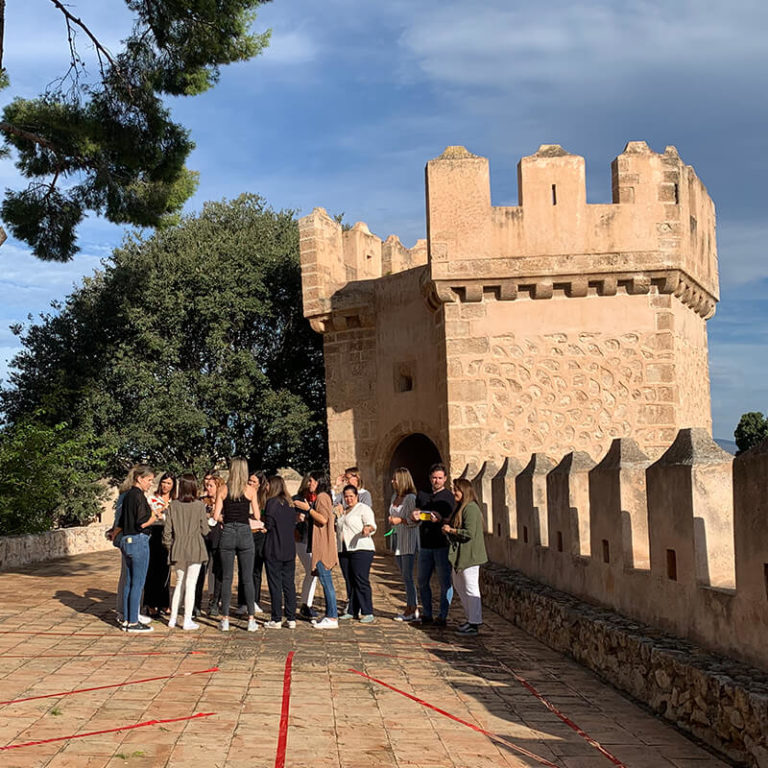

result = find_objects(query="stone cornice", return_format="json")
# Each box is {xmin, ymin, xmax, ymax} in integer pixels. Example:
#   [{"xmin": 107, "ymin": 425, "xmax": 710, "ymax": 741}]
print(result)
[
  {"xmin": 421, "ymin": 269, "xmax": 716, "ymax": 319},
  {"xmin": 308, "ymin": 306, "xmax": 376, "ymax": 334}
]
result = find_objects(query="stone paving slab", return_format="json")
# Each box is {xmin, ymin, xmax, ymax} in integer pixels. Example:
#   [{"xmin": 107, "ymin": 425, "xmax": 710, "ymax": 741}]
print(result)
[{"xmin": 0, "ymin": 552, "xmax": 730, "ymax": 768}]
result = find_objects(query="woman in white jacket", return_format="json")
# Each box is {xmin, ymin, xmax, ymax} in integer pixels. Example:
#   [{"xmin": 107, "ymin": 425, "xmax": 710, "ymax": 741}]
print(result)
[
  {"xmin": 388, "ymin": 467, "xmax": 419, "ymax": 622},
  {"xmin": 337, "ymin": 484, "xmax": 377, "ymax": 623}
]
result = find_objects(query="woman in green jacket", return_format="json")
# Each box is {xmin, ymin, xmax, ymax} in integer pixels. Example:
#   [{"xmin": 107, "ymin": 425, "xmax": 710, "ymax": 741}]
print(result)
[{"xmin": 442, "ymin": 478, "xmax": 487, "ymax": 635}]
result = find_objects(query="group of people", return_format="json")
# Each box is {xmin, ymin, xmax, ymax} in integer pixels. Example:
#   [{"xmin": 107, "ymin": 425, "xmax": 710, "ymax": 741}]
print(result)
[{"xmin": 108, "ymin": 459, "xmax": 487, "ymax": 636}]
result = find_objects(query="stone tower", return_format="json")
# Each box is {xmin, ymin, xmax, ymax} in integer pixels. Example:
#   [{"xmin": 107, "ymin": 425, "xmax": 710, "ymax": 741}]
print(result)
[{"xmin": 299, "ymin": 142, "xmax": 718, "ymax": 509}]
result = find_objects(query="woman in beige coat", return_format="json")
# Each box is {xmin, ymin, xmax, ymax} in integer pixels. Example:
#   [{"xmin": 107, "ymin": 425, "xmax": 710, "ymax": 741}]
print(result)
[{"xmin": 163, "ymin": 473, "xmax": 209, "ymax": 630}]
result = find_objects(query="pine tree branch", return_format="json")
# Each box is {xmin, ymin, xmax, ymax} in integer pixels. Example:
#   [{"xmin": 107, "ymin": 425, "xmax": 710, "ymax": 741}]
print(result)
[{"xmin": 47, "ymin": 0, "xmax": 119, "ymax": 74}]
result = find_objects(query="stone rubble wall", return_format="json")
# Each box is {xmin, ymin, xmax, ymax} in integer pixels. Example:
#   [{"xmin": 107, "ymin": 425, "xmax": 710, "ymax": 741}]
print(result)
[
  {"xmin": 0, "ymin": 523, "xmax": 113, "ymax": 571},
  {"xmin": 481, "ymin": 562, "xmax": 768, "ymax": 768}
]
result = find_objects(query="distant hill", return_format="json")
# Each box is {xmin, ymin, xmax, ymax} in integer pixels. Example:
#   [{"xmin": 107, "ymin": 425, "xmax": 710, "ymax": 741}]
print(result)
[{"xmin": 715, "ymin": 438, "xmax": 737, "ymax": 455}]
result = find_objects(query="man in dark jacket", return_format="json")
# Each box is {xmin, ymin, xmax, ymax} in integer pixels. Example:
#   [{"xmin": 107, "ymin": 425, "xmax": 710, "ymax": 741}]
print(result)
[{"xmin": 411, "ymin": 463, "xmax": 455, "ymax": 626}]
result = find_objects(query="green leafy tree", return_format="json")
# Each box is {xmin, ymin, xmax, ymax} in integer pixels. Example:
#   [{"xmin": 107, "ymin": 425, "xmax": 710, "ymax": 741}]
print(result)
[
  {"xmin": 734, "ymin": 411, "xmax": 768, "ymax": 455},
  {"xmin": 0, "ymin": 418, "xmax": 109, "ymax": 535},
  {"xmin": 0, "ymin": 0, "xmax": 271, "ymax": 261},
  {"xmin": 1, "ymin": 194, "xmax": 327, "ymax": 476}
]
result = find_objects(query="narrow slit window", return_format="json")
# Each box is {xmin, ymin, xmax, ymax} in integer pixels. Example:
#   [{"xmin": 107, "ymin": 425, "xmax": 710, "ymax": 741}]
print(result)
[
  {"xmin": 673, "ymin": 183, "xmax": 679, "ymax": 204},
  {"xmin": 666, "ymin": 549, "xmax": 677, "ymax": 581},
  {"xmin": 764, "ymin": 564, "xmax": 768, "ymax": 599},
  {"xmin": 556, "ymin": 531, "xmax": 563, "ymax": 552},
  {"xmin": 497, "ymin": 523, "xmax": 502, "ymax": 537},
  {"xmin": 523, "ymin": 526, "xmax": 529, "ymax": 544},
  {"xmin": 551, "ymin": 184, "xmax": 557, "ymax": 205},
  {"xmin": 602, "ymin": 539, "xmax": 610, "ymax": 563}
]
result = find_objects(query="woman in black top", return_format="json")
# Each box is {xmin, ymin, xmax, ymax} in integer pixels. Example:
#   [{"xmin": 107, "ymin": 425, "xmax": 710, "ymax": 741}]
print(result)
[
  {"xmin": 263, "ymin": 475, "xmax": 298, "ymax": 629},
  {"xmin": 213, "ymin": 457, "xmax": 261, "ymax": 632},
  {"xmin": 116, "ymin": 465, "xmax": 159, "ymax": 633},
  {"xmin": 144, "ymin": 473, "xmax": 175, "ymax": 616}
]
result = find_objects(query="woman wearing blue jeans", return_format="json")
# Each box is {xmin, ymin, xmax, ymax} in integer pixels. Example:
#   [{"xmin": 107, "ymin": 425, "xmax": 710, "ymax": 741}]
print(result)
[
  {"xmin": 116, "ymin": 465, "xmax": 159, "ymax": 633},
  {"xmin": 388, "ymin": 467, "xmax": 419, "ymax": 622},
  {"xmin": 309, "ymin": 472, "xmax": 339, "ymax": 629}
]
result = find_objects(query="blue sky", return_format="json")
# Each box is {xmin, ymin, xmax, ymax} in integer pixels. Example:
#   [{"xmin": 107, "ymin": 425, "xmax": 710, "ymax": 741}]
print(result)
[{"xmin": 1, "ymin": 0, "xmax": 766, "ymax": 440}]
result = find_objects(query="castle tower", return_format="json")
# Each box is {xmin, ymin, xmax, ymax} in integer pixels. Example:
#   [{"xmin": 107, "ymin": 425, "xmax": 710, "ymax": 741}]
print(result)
[{"xmin": 299, "ymin": 142, "xmax": 718, "ymax": 507}]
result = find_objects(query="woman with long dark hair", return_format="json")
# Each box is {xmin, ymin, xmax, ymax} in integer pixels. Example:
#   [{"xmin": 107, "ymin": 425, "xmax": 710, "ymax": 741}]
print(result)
[
  {"xmin": 144, "ymin": 472, "xmax": 176, "ymax": 616},
  {"xmin": 309, "ymin": 471, "xmax": 339, "ymax": 629},
  {"xmin": 163, "ymin": 473, "xmax": 209, "ymax": 630},
  {"xmin": 263, "ymin": 475, "xmax": 298, "ymax": 629},
  {"xmin": 442, "ymin": 478, "xmax": 488, "ymax": 635},
  {"xmin": 213, "ymin": 457, "xmax": 261, "ymax": 632},
  {"xmin": 293, "ymin": 473, "xmax": 317, "ymax": 620},
  {"xmin": 236, "ymin": 471, "xmax": 268, "ymax": 615}
]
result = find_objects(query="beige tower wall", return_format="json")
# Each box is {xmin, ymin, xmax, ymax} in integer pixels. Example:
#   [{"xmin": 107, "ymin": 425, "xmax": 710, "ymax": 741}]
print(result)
[{"xmin": 443, "ymin": 291, "xmax": 712, "ymax": 473}]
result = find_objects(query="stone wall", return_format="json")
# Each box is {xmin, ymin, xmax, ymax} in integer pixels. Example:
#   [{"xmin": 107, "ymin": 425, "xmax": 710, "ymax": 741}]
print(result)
[
  {"xmin": 481, "ymin": 563, "xmax": 768, "ymax": 768},
  {"xmin": 0, "ymin": 523, "xmax": 113, "ymax": 571},
  {"xmin": 467, "ymin": 428, "xmax": 768, "ymax": 673}
]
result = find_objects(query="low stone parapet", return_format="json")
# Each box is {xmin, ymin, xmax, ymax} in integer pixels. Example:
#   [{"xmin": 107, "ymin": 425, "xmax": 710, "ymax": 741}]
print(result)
[
  {"xmin": 481, "ymin": 562, "xmax": 768, "ymax": 768},
  {"xmin": 0, "ymin": 524, "xmax": 113, "ymax": 571}
]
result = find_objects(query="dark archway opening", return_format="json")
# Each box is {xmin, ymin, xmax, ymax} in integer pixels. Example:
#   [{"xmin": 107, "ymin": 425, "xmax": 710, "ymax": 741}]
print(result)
[{"xmin": 388, "ymin": 433, "xmax": 443, "ymax": 495}]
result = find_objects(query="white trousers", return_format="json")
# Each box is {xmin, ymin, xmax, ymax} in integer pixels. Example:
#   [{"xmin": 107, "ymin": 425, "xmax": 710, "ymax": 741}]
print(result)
[
  {"xmin": 451, "ymin": 565, "xmax": 482, "ymax": 625},
  {"xmin": 295, "ymin": 541, "xmax": 317, "ymax": 607},
  {"xmin": 170, "ymin": 563, "xmax": 202, "ymax": 623}
]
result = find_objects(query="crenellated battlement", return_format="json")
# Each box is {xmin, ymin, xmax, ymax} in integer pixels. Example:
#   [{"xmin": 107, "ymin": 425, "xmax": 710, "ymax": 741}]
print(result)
[
  {"xmin": 462, "ymin": 428, "xmax": 768, "ymax": 670},
  {"xmin": 299, "ymin": 207, "xmax": 427, "ymax": 328},
  {"xmin": 424, "ymin": 141, "xmax": 718, "ymax": 317}
]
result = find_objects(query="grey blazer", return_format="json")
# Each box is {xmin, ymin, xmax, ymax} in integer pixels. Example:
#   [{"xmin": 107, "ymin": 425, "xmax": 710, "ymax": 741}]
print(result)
[{"xmin": 163, "ymin": 499, "xmax": 209, "ymax": 569}]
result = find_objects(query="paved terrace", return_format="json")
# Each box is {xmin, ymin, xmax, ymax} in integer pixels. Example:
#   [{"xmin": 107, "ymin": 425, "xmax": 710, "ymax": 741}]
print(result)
[{"xmin": 0, "ymin": 552, "xmax": 728, "ymax": 768}]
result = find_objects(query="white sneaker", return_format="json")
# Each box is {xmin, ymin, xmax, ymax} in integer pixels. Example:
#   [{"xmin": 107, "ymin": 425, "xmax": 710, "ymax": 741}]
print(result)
[
  {"xmin": 247, "ymin": 618, "xmax": 259, "ymax": 632},
  {"xmin": 182, "ymin": 621, "xmax": 199, "ymax": 631},
  {"xmin": 313, "ymin": 617, "xmax": 339, "ymax": 630},
  {"xmin": 220, "ymin": 618, "xmax": 230, "ymax": 632},
  {"xmin": 168, "ymin": 617, "xmax": 177, "ymax": 629},
  {"xmin": 264, "ymin": 620, "xmax": 282, "ymax": 629},
  {"xmin": 253, "ymin": 603, "xmax": 265, "ymax": 614},
  {"xmin": 138, "ymin": 614, "xmax": 152, "ymax": 625},
  {"xmin": 286, "ymin": 620, "xmax": 296, "ymax": 629}
]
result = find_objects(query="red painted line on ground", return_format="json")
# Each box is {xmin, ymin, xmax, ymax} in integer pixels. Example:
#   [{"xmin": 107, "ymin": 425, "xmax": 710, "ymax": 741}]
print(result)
[
  {"xmin": 496, "ymin": 661, "xmax": 628, "ymax": 767},
  {"xmin": 0, "ymin": 667, "xmax": 218, "ymax": 706},
  {"xmin": 274, "ymin": 651, "xmax": 294, "ymax": 768},
  {"xmin": 348, "ymin": 668, "xmax": 558, "ymax": 767},
  {"xmin": 0, "ymin": 650, "xmax": 208, "ymax": 659},
  {"xmin": 0, "ymin": 712, "xmax": 215, "ymax": 751}
]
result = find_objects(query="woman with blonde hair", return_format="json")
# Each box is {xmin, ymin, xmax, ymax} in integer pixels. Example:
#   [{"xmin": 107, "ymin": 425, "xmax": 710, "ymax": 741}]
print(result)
[
  {"xmin": 213, "ymin": 457, "xmax": 261, "ymax": 632},
  {"xmin": 442, "ymin": 478, "xmax": 487, "ymax": 635},
  {"xmin": 388, "ymin": 467, "xmax": 419, "ymax": 622}
]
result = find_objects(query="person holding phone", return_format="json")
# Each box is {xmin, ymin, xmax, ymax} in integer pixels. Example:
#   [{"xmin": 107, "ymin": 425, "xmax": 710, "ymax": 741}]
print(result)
[{"xmin": 411, "ymin": 463, "xmax": 455, "ymax": 626}]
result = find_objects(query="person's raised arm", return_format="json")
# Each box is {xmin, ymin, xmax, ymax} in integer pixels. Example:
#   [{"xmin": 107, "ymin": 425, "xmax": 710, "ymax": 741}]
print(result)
[
  {"xmin": 213, "ymin": 486, "xmax": 226, "ymax": 523},
  {"xmin": 310, "ymin": 493, "xmax": 332, "ymax": 526}
]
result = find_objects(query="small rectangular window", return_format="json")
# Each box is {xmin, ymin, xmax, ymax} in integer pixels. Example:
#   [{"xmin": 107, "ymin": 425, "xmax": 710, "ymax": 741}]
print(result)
[
  {"xmin": 497, "ymin": 523, "xmax": 501, "ymax": 537},
  {"xmin": 523, "ymin": 526, "xmax": 529, "ymax": 544},
  {"xmin": 666, "ymin": 549, "xmax": 677, "ymax": 581},
  {"xmin": 602, "ymin": 539, "xmax": 610, "ymax": 564},
  {"xmin": 556, "ymin": 531, "xmax": 563, "ymax": 552},
  {"xmin": 763, "ymin": 564, "xmax": 768, "ymax": 599},
  {"xmin": 551, "ymin": 184, "xmax": 557, "ymax": 206}
]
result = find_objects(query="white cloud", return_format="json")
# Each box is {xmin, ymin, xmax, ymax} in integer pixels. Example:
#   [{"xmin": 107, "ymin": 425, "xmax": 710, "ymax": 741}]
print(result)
[
  {"xmin": 261, "ymin": 28, "xmax": 318, "ymax": 66},
  {"xmin": 397, "ymin": 0, "xmax": 768, "ymax": 90}
]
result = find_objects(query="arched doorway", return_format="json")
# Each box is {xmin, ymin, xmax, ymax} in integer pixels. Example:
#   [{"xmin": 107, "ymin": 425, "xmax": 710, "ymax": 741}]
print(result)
[{"xmin": 388, "ymin": 433, "xmax": 443, "ymax": 494}]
